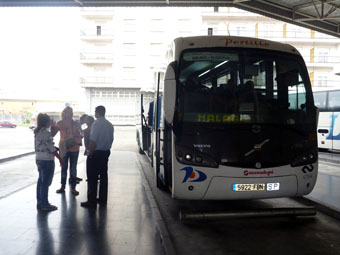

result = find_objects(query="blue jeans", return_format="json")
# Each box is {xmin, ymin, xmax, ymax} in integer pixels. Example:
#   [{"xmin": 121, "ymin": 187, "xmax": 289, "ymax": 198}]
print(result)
[
  {"xmin": 36, "ymin": 160, "xmax": 55, "ymax": 207},
  {"xmin": 61, "ymin": 151, "xmax": 79, "ymax": 188}
]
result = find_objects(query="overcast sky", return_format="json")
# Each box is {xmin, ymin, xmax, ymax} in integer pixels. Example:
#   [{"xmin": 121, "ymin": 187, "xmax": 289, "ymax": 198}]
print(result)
[{"xmin": 0, "ymin": 7, "xmax": 80, "ymax": 100}]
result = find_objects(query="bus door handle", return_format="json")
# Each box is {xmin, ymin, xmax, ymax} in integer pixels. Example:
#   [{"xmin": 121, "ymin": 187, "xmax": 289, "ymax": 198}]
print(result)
[{"xmin": 318, "ymin": 129, "xmax": 329, "ymax": 134}]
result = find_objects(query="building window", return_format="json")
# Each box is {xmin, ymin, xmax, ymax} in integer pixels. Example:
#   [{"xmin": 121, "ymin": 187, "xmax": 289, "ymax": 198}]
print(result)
[
  {"xmin": 123, "ymin": 43, "xmax": 136, "ymax": 56},
  {"xmin": 120, "ymin": 91, "xmax": 129, "ymax": 98},
  {"xmin": 317, "ymin": 75, "xmax": 328, "ymax": 87},
  {"xmin": 123, "ymin": 19, "xmax": 137, "ymax": 32},
  {"xmin": 91, "ymin": 91, "xmax": 101, "ymax": 98},
  {"xmin": 262, "ymin": 24, "xmax": 276, "ymax": 38},
  {"xmin": 236, "ymin": 26, "xmax": 246, "ymax": 36},
  {"xmin": 122, "ymin": 67, "xmax": 136, "ymax": 81},
  {"xmin": 151, "ymin": 19, "xmax": 164, "ymax": 32},
  {"xmin": 318, "ymin": 51, "xmax": 329, "ymax": 63},
  {"xmin": 150, "ymin": 43, "xmax": 163, "ymax": 55},
  {"xmin": 178, "ymin": 19, "xmax": 192, "ymax": 34},
  {"xmin": 97, "ymin": 26, "xmax": 101, "ymax": 36}
]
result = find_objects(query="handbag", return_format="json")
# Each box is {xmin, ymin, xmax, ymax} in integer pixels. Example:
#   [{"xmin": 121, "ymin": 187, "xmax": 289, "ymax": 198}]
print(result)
[
  {"xmin": 62, "ymin": 121, "xmax": 81, "ymax": 151},
  {"xmin": 65, "ymin": 136, "xmax": 78, "ymax": 150}
]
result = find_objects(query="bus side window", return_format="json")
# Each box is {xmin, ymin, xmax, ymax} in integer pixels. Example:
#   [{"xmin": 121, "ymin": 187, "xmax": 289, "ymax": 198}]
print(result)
[
  {"xmin": 328, "ymin": 90, "xmax": 340, "ymax": 111},
  {"xmin": 313, "ymin": 92, "xmax": 327, "ymax": 110}
]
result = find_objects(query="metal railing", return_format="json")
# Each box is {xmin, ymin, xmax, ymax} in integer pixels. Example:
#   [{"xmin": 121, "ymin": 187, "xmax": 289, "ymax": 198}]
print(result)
[
  {"xmin": 80, "ymin": 8, "xmax": 114, "ymax": 14},
  {"xmin": 80, "ymin": 28, "xmax": 114, "ymax": 37},
  {"xmin": 80, "ymin": 77, "xmax": 113, "ymax": 84},
  {"xmin": 303, "ymin": 56, "xmax": 340, "ymax": 64},
  {"xmin": 80, "ymin": 53, "xmax": 114, "ymax": 61},
  {"xmin": 200, "ymin": 29, "xmax": 336, "ymax": 40},
  {"xmin": 312, "ymin": 80, "xmax": 340, "ymax": 87}
]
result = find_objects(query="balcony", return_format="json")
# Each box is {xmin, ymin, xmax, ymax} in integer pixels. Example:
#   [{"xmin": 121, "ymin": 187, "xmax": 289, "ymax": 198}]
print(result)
[
  {"xmin": 312, "ymin": 80, "xmax": 340, "ymax": 88},
  {"xmin": 80, "ymin": 76, "xmax": 113, "ymax": 88},
  {"xmin": 199, "ymin": 29, "xmax": 338, "ymax": 42},
  {"xmin": 80, "ymin": 8, "xmax": 114, "ymax": 19},
  {"xmin": 304, "ymin": 55, "xmax": 340, "ymax": 68},
  {"xmin": 80, "ymin": 28, "xmax": 114, "ymax": 42},
  {"xmin": 80, "ymin": 53, "xmax": 113, "ymax": 64},
  {"xmin": 201, "ymin": 9, "xmax": 259, "ymax": 18}
]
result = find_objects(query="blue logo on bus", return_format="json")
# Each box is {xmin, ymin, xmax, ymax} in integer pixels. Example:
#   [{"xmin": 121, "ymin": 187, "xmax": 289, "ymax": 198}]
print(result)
[
  {"xmin": 180, "ymin": 166, "xmax": 207, "ymax": 183},
  {"xmin": 327, "ymin": 114, "xmax": 340, "ymax": 140}
]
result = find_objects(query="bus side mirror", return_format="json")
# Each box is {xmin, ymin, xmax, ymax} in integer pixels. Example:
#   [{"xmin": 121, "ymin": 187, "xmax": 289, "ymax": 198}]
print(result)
[{"xmin": 163, "ymin": 62, "xmax": 177, "ymax": 125}]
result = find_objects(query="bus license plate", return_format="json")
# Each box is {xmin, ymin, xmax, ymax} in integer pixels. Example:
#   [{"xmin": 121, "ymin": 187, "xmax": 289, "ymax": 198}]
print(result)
[
  {"xmin": 233, "ymin": 183, "xmax": 265, "ymax": 191},
  {"xmin": 267, "ymin": 183, "xmax": 280, "ymax": 191}
]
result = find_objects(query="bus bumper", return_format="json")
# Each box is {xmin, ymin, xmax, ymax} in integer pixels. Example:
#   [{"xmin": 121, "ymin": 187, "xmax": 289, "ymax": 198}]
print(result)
[{"xmin": 172, "ymin": 162, "xmax": 317, "ymax": 200}]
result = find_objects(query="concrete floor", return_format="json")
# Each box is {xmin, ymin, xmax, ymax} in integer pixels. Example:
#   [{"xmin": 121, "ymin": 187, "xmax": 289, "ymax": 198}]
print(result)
[
  {"xmin": 0, "ymin": 150, "xmax": 165, "ymax": 255},
  {"xmin": 1, "ymin": 126, "xmax": 340, "ymax": 255}
]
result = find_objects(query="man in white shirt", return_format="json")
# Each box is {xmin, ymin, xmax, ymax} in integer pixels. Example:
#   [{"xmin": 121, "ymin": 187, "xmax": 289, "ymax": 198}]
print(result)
[{"xmin": 81, "ymin": 105, "xmax": 114, "ymax": 208}]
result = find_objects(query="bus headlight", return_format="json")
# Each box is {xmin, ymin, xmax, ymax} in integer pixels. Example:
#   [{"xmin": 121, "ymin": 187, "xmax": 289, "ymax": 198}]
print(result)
[
  {"xmin": 291, "ymin": 150, "xmax": 318, "ymax": 167},
  {"xmin": 195, "ymin": 156, "xmax": 203, "ymax": 163},
  {"xmin": 176, "ymin": 145, "xmax": 218, "ymax": 168},
  {"xmin": 185, "ymin": 154, "xmax": 192, "ymax": 161}
]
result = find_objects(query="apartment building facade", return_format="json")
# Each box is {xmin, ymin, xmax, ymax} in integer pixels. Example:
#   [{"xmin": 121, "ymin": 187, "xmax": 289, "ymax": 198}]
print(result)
[{"xmin": 80, "ymin": 7, "xmax": 340, "ymax": 125}]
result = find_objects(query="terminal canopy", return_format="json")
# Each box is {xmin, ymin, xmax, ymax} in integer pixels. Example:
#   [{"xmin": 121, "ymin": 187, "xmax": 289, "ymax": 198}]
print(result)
[{"xmin": 0, "ymin": 0, "xmax": 340, "ymax": 38}]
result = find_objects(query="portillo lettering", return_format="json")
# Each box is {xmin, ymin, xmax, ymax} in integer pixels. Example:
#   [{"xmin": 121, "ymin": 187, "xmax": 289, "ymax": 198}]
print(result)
[
  {"xmin": 225, "ymin": 39, "xmax": 270, "ymax": 47},
  {"xmin": 244, "ymin": 170, "xmax": 274, "ymax": 176}
]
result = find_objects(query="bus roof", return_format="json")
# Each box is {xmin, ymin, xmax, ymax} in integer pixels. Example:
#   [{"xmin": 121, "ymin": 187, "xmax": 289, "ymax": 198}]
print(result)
[{"xmin": 173, "ymin": 36, "xmax": 300, "ymax": 61}]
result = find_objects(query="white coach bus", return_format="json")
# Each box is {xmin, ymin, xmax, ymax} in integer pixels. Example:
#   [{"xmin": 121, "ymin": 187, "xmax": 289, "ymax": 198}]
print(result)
[
  {"xmin": 140, "ymin": 36, "xmax": 319, "ymax": 200},
  {"xmin": 313, "ymin": 88, "xmax": 340, "ymax": 151}
]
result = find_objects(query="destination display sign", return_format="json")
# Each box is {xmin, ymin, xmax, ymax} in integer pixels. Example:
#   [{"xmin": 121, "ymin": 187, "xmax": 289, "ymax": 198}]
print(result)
[{"xmin": 182, "ymin": 113, "xmax": 252, "ymax": 123}]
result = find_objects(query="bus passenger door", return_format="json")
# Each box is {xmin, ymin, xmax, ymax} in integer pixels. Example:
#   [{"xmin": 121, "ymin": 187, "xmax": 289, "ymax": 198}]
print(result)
[
  {"xmin": 317, "ymin": 112, "xmax": 332, "ymax": 150},
  {"xmin": 330, "ymin": 112, "xmax": 340, "ymax": 150}
]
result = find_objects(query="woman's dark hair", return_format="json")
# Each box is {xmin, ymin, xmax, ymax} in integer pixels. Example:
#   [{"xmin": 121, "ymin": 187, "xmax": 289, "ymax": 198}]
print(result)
[
  {"xmin": 34, "ymin": 113, "xmax": 51, "ymax": 136},
  {"xmin": 86, "ymin": 115, "xmax": 95, "ymax": 125},
  {"xmin": 80, "ymin": 114, "xmax": 88, "ymax": 123},
  {"xmin": 61, "ymin": 106, "xmax": 73, "ymax": 121}
]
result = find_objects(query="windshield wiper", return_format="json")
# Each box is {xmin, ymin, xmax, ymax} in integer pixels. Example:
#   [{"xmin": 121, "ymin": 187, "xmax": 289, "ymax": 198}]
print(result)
[{"xmin": 244, "ymin": 139, "xmax": 270, "ymax": 157}]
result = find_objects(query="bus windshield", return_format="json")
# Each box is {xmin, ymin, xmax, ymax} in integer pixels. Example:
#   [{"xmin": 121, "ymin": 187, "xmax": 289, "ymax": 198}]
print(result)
[{"xmin": 177, "ymin": 48, "xmax": 313, "ymax": 126}]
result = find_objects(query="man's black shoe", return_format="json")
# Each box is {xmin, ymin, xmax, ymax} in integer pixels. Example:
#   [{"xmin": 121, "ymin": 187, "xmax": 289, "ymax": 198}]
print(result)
[
  {"xmin": 80, "ymin": 201, "xmax": 97, "ymax": 208},
  {"xmin": 96, "ymin": 199, "xmax": 107, "ymax": 206}
]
